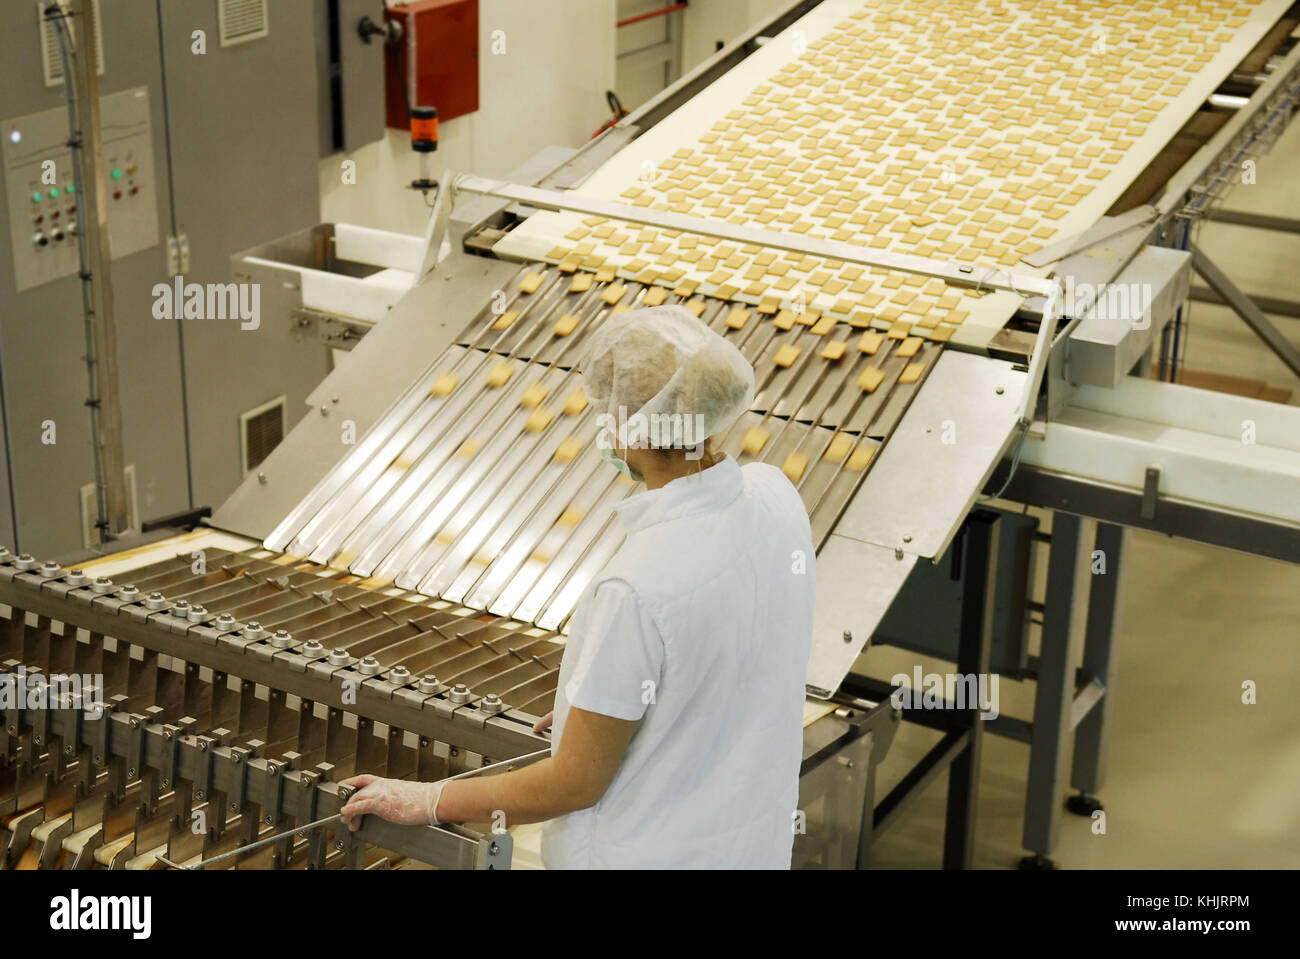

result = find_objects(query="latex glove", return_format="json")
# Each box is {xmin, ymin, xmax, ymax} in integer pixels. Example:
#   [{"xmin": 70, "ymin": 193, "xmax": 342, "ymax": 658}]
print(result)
[
  {"xmin": 338, "ymin": 775, "xmax": 447, "ymax": 832},
  {"xmin": 532, "ymin": 711, "xmax": 554, "ymax": 734}
]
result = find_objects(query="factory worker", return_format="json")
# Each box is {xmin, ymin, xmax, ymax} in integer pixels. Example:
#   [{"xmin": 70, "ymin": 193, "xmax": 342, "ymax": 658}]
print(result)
[{"xmin": 341, "ymin": 304, "xmax": 816, "ymax": 869}]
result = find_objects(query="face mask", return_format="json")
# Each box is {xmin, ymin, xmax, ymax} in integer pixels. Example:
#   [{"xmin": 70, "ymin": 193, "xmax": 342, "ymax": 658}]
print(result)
[{"xmin": 600, "ymin": 443, "xmax": 644, "ymax": 482}]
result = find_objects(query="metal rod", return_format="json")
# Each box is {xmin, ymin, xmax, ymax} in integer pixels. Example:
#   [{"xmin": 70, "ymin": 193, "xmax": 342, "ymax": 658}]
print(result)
[
  {"xmin": 450, "ymin": 173, "xmax": 1058, "ymax": 300},
  {"xmin": 158, "ymin": 813, "xmax": 344, "ymax": 870},
  {"xmin": 1191, "ymin": 243, "xmax": 1300, "ymax": 378},
  {"xmin": 64, "ymin": 0, "xmax": 129, "ymax": 540},
  {"xmin": 159, "ymin": 747, "xmax": 552, "ymax": 870}
]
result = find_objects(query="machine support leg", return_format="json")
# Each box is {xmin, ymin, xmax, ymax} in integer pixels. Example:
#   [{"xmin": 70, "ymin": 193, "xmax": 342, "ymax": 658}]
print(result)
[
  {"xmin": 1068, "ymin": 522, "xmax": 1125, "ymax": 815},
  {"xmin": 1191, "ymin": 243, "xmax": 1300, "ymax": 378},
  {"xmin": 1021, "ymin": 512, "xmax": 1091, "ymax": 868},
  {"xmin": 942, "ymin": 511, "xmax": 998, "ymax": 869}
]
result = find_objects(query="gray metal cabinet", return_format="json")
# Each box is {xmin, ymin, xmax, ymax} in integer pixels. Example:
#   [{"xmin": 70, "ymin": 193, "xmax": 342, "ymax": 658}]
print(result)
[{"xmin": 0, "ymin": 0, "xmax": 324, "ymax": 556}]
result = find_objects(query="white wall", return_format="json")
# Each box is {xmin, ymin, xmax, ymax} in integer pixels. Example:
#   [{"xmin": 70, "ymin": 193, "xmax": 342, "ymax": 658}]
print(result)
[
  {"xmin": 320, "ymin": 0, "xmax": 617, "ymax": 237},
  {"xmin": 681, "ymin": 0, "xmax": 791, "ymax": 72}
]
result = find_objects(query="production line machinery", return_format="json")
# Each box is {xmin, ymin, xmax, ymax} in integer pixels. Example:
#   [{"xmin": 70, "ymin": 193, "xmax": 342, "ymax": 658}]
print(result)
[{"xmin": 4, "ymin": 0, "xmax": 1300, "ymax": 871}]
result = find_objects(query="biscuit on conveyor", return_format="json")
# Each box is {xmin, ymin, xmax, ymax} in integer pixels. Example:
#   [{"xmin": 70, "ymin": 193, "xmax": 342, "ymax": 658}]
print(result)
[
  {"xmin": 524, "ymin": 407, "xmax": 554, "ymax": 433},
  {"xmin": 553, "ymin": 436, "xmax": 584, "ymax": 462},
  {"xmin": 823, "ymin": 434, "xmax": 853, "ymax": 463},
  {"xmin": 896, "ymin": 336, "xmax": 923, "ymax": 358},
  {"xmin": 742, "ymin": 426, "xmax": 769, "ymax": 455},
  {"xmin": 773, "ymin": 344, "xmax": 801, "ymax": 368},
  {"xmin": 857, "ymin": 331, "xmax": 884, "ymax": 354},
  {"xmin": 857, "ymin": 366, "xmax": 886, "ymax": 393},
  {"xmin": 846, "ymin": 445, "xmax": 875, "ymax": 471},
  {"xmin": 782, "ymin": 452, "xmax": 809, "ymax": 482},
  {"xmin": 520, "ymin": 383, "xmax": 549, "ymax": 408},
  {"xmin": 556, "ymin": 506, "xmax": 584, "ymax": 527}
]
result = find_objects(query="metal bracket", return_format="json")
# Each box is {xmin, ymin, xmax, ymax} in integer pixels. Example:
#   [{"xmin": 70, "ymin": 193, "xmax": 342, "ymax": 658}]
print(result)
[
  {"xmin": 291, "ymin": 307, "xmax": 371, "ymax": 350},
  {"xmin": 1140, "ymin": 466, "xmax": 1161, "ymax": 521}
]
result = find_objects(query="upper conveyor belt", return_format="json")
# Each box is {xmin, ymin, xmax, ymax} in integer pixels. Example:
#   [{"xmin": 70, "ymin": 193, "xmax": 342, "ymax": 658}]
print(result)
[{"xmin": 496, "ymin": 0, "xmax": 1291, "ymax": 349}]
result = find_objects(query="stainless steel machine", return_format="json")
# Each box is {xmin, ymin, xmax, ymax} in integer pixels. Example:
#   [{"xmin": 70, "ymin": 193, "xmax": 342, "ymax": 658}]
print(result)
[{"xmin": 3, "ymin": 0, "xmax": 1299, "ymax": 871}]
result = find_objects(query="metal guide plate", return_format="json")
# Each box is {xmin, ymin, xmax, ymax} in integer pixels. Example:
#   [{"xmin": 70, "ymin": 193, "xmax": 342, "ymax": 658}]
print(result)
[
  {"xmin": 832, "ymin": 350, "xmax": 1026, "ymax": 561},
  {"xmin": 806, "ymin": 534, "xmax": 918, "ymax": 699}
]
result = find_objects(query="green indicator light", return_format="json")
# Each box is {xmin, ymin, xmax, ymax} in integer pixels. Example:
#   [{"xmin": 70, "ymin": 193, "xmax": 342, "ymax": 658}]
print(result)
[
  {"xmin": 32, "ymin": 191, "xmax": 42, "ymax": 203},
  {"xmin": 49, "ymin": 187, "xmax": 59, "ymax": 198},
  {"xmin": 66, "ymin": 182, "xmax": 75, "ymax": 193},
  {"xmin": 111, "ymin": 168, "xmax": 122, "ymax": 180}
]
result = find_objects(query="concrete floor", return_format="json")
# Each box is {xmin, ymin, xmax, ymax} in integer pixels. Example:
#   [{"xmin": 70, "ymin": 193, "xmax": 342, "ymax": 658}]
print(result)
[{"xmin": 864, "ymin": 520, "xmax": 1300, "ymax": 869}]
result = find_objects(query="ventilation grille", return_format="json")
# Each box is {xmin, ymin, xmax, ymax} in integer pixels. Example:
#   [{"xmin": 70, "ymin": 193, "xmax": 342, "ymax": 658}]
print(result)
[
  {"xmin": 40, "ymin": 0, "xmax": 105, "ymax": 87},
  {"xmin": 218, "ymin": 0, "xmax": 269, "ymax": 47},
  {"xmin": 240, "ymin": 396, "xmax": 285, "ymax": 474}
]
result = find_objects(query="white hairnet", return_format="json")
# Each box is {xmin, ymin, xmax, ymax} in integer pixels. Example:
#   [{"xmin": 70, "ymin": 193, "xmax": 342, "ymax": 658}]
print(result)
[{"xmin": 580, "ymin": 304, "xmax": 755, "ymax": 450}]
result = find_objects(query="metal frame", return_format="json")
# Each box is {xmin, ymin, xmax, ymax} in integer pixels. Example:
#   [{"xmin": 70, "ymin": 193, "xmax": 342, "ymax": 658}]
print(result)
[
  {"xmin": 1, "ymin": 688, "xmax": 510, "ymax": 870},
  {"xmin": 836, "ymin": 510, "xmax": 1000, "ymax": 869},
  {"xmin": 0, "ymin": 548, "xmax": 548, "ymax": 868}
]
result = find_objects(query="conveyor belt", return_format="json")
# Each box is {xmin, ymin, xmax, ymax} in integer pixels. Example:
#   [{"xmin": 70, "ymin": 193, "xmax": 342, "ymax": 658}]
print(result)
[
  {"xmin": 498, "ymin": 0, "xmax": 1292, "ymax": 349},
  {"xmin": 0, "ymin": 543, "xmax": 544, "ymax": 869},
  {"xmin": 266, "ymin": 262, "xmax": 939, "ymax": 630}
]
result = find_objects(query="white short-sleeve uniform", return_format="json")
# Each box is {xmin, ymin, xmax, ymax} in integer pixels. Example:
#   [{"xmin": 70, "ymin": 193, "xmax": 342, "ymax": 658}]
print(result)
[{"xmin": 541, "ymin": 455, "xmax": 815, "ymax": 869}]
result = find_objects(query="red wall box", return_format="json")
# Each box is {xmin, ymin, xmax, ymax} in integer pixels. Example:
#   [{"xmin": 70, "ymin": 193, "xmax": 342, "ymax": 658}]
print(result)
[{"xmin": 384, "ymin": 0, "xmax": 480, "ymax": 130}]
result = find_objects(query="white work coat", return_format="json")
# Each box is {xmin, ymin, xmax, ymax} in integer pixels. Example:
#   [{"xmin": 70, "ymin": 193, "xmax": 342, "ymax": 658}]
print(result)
[{"xmin": 541, "ymin": 455, "xmax": 815, "ymax": 869}]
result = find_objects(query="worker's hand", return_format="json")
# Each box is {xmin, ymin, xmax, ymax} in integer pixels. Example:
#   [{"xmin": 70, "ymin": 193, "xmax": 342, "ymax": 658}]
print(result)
[
  {"xmin": 532, "ymin": 711, "xmax": 554, "ymax": 734},
  {"xmin": 338, "ymin": 775, "xmax": 446, "ymax": 832}
]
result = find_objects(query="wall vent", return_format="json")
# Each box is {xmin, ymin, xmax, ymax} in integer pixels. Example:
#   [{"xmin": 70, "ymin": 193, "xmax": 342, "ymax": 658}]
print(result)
[
  {"xmin": 40, "ymin": 0, "xmax": 104, "ymax": 87},
  {"xmin": 240, "ymin": 396, "xmax": 285, "ymax": 475},
  {"xmin": 218, "ymin": 0, "xmax": 269, "ymax": 47}
]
